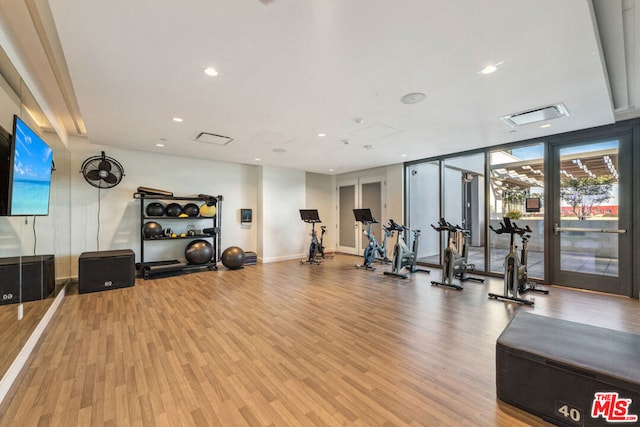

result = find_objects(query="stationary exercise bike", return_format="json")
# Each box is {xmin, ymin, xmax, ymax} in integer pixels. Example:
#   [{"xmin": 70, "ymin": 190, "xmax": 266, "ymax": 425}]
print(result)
[
  {"xmin": 353, "ymin": 208, "xmax": 392, "ymax": 271},
  {"xmin": 299, "ymin": 209, "xmax": 326, "ymax": 265},
  {"xmin": 383, "ymin": 219, "xmax": 430, "ymax": 279},
  {"xmin": 488, "ymin": 217, "xmax": 548, "ymax": 305},
  {"xmin": 430, "ymin": 218, "xmax": 484, "ymax": 290},
  {"xmin": 316, "ymin": 225, "xmax": 333, "ymax": 260}
]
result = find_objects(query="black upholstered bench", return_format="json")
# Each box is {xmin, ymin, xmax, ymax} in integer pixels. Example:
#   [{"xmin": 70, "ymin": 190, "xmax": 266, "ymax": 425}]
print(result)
[{"xmin": 496, "ymin": 312, "xmax": 640, "ymax": 426}]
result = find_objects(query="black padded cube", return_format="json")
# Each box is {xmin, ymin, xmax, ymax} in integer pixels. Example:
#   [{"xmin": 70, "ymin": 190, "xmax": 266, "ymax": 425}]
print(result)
[
  {"xmin": 497, "ymin": 312, "xmax": 640, "ymax": 426},
  {"xmin": 78, "ymin": 250, "xmax": 135, "ymax": 294}
]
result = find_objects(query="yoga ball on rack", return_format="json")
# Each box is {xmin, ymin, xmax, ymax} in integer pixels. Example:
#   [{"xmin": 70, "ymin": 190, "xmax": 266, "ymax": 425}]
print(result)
[
  {"xmin": 182, "ymin": 203, "xmax": 200, "ymax": 217},
  {"xmin": 142, "ymin": 221, "xmax": 163, "ymax": 238},
  {"xmin": 165, "ymin": 203, "xmax": 183, "ymax": 217},
  {"xmin": 185, "ymin": 240, "xmax": 213, "ymax": 265},
  {"xmin": 199, "ymin": 203, "xmax": 217, "ymax": 217},
  {"xmin": 145, "ymin": 202, "xmax": 165, "ymax": 217}
]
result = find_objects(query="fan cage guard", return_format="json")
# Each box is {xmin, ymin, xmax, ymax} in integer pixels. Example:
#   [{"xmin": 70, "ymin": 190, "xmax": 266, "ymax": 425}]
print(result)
[{"xmin": 81, "ymin": 152, "xmax": 125, "ymax": 189}]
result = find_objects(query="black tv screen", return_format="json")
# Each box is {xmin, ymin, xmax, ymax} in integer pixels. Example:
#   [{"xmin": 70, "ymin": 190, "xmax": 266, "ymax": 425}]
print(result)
[{"xmin": 5, "ymin": 115, "xmax": 53, "ymax": 216}]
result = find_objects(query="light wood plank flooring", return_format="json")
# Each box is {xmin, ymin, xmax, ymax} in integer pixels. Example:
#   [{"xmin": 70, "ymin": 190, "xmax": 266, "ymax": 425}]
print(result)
[
  {"xmin": 0, "ymin": 298, "xmax": 53, "ymax": 380},
  {"xmin": 1, "ymin": 254, "xmax": 639, "ymax": 426}
]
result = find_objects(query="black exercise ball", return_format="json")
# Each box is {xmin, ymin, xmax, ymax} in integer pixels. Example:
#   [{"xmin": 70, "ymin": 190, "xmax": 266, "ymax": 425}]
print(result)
[
  {"xmin": 185, "ymin": 239, "xmax": 213, "ymax": 265},
  {"xmin": 182, "ymin": 203, "xmax": 200, "ymax": 217},
  {"xmin": 142, "ymin": 221, "xmax": 163, "ymax": 238},
  {"xmin": 165, "ymin": 203, "xmax": 183, "ymax": 217},
  {"xmin": 221, "ymin": 246, "xmax": 245, "ymax": 270},
  {"xmin": 145, "ymin": 202, "xmax": 165, "ymax": 217}
]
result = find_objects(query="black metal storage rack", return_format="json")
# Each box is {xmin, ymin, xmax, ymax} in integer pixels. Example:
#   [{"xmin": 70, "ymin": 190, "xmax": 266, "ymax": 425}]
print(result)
[{"xmin": 134, "ymin": 193, "xmax": 223, "ymax": 279}]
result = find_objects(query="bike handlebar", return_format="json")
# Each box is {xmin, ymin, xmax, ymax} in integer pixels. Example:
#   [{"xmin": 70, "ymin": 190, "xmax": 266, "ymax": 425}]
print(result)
[
  {"xmin": 431, "ymin": 217, "xmax": 470, "ymax": 234},
  {"xmin": 489, "ymin": 217, "xmax": 532, "ymax": 236}
]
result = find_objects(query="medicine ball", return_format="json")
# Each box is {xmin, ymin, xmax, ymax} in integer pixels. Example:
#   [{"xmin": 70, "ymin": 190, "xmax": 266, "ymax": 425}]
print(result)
[
  {"xmin": 145, "ymin": 202, "xmax": 165, "ymax": 217},
  {"xmin": 185, "ymin": 239, "xmax": 213, "ymax": 265},
  {"xmin": 199, "ymin": 203, "xmax": 217, "ymax": 217},
  {"xmin": 142, "ymin": 221, "xmax": 163, "ymax": 238},
  {"xmin": 221, "ymin": 246, "xmax": 245, "ymax": 270},
  {"xmin": 182, "ymin": 203, "xmax": 200, "ymax": 217},
  {"xmin": 165, "ymin": 203, "xmax": 183, "ymax": 217}
]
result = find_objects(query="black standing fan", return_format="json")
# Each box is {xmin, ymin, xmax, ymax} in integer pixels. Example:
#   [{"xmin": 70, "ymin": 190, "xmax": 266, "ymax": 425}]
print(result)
[{"xmin": 81, "ymin": 151, "xmax": 125, "ymax": 188}]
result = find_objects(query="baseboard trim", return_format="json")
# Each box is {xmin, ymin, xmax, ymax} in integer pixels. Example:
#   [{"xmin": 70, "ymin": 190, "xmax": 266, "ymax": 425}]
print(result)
[
  {"xmin": 0, "ymin": 281, "xmax": 68, "ymax": 405},
  {"xmin": 259, "ymin": 254, "xmax": 306, "ymax": 264}
]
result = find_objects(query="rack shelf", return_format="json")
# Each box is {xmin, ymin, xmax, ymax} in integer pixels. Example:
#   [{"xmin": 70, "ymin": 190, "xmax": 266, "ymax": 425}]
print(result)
[{"xmin": 134, "ymin": 193, "xmax": 223, "ymax": 279}]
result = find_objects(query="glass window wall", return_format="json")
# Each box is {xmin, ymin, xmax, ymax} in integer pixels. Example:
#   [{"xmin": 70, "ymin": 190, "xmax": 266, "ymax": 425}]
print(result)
[
  {"xmin": 407, "ymin": 161, "xmax": 440, "ymax": 265},
  {"xmin": 489, "ymin": 143, "xmax": 545, "ymax": 279},
  {"xmin": 443, "ymin": 153, "xmax": 485, "ymax": 272}
]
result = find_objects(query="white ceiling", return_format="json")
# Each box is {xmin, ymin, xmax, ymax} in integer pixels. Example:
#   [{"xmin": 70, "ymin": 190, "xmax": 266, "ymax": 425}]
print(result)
[{"xmin": 1, "ymin": 0, "xmax": 636, "ymax": 174}]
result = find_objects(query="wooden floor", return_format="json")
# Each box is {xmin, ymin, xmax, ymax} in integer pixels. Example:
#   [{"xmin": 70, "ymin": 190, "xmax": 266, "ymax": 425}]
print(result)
[
  {"xmin": 2, "ymin": 254, "xmax": 639, "ymax": 426},
  {"xmin": 0, "ymin": 298, "xmax": 53, "ymax": 379}
]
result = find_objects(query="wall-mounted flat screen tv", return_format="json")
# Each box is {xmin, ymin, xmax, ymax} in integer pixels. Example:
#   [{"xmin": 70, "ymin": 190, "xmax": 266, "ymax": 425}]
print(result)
[{"xmin": 0, "ymin": 115, "xmax": 53, "ymax": 216}]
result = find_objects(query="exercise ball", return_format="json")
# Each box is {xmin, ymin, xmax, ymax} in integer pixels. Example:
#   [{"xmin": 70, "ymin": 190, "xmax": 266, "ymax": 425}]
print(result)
[
  {"xmin": 185, "ymin": 240, "xmax": 213, "ymax": 265},
  {"xmin": 221, "ymin": 246, "xmax": 245, "ymax": 270},
  {"xmin": 145, "ymin": 202, "xmax": 165, "ymax": 217},
  {"xmin": 165, "ymin": 203, "xmax": 183, "ymax": 217},
  {"xmin": 182, "ymin": 203, "xmax": 200, "ymax": 217},
  {"xmin": 199, "ymin": 203, "xmax": 217, "ymax": 217},
  {"xmin": 142, "ymin": 221, "xmax": 163, "ymax": 238}
]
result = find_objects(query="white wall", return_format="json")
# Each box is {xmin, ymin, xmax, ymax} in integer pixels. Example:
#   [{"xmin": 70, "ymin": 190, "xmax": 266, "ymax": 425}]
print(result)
[
  {"xmin": 68, "ymin": 138, "xmax": 259, "ymax": 275},
  {"xmin": 258, "ymin": 166, "xmax": 306, "ymax": 263},
  {"xmin": 305, "ymin": 172, "xmax": 336, "ymax": 251}
]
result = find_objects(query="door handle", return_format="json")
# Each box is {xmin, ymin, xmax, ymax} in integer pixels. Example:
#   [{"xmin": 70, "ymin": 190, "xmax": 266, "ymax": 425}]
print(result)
[{"xmin": 554, "ymin": 223, "xmax": 627, "ymax": 235}]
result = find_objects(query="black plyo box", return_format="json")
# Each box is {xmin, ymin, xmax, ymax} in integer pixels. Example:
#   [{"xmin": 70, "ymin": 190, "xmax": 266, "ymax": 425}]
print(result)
[
  {"xmin": 78, "ymin": 250, "xmax": 135, "ymax": 294},
  {"xmin": 496, "ymin": 312, "xmax": 640, "ymax": 426}
]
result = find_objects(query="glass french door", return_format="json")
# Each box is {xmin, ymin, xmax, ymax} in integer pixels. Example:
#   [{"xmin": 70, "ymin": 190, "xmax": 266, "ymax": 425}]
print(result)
[
  {"xmin": 337, "ymin": 176, "xmax": 385, "ymax": 256},
  {"xmin": 550, "ymin": 136, "xmax": 632, "ymax": 295}
]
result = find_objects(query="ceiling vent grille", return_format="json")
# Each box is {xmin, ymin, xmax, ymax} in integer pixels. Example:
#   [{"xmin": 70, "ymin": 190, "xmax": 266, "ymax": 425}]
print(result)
[
  {"xmin": 501, "ymin": 103, "xmax": 569, "ymax": 127},
  {"xmin": 193, "ymin": 132, "xmax": 234, "ymax": 146}
]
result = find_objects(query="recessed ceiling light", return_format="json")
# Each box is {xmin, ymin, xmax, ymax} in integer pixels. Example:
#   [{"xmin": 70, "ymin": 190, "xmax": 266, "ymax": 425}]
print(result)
[
  {"xmin": 329, "ymin": 168, "xmax": 334, "ymax": 172},
  {"xmin": 254, "ymin": 158, "xmax": 261, "ymax": 161},
  {"xmin": 272, "ymin": 148, "xmax": 286, "ymax": 153},
  {"xmin": 540, "ymin": 124, "xmax": 552, "ymax": 128},
  {"xmin": 401, "ymin": 154, "xmax": 407, "ymax": 157},
  {"xmin": 354, "ymin": 118, "xmax": 364, "ymax": 124},
  {"xmin": 479, "ymin": 61, "xmax": 504, "ymax": 74},
  {"xmin": 480, "ymin": 65, "xmax": 497, "ymax": 74},
  {"xmin": 156, "ymin": 143, "xmax": 165, "ymax": 147},
  {"xmin": 364, "ymin": 144, "xmax": 374, "ymax": 150},
  {"xmin": 342, "ymin": 139, "xmax": 350, "ymax": 145},
  {"xmin": 400, "ymin": 93, "xmax": 426, "ymax": 104},
  {"xmin": 204, "ymin": 67, "xmax": 218, "ymax": 76},
  {"xmin": 318, "ymin": 133, "xmax": 326, "ymax": 137},
  {"xmin": 173, "ymin": 117, "xmax": 183, "ymax": 122}
]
